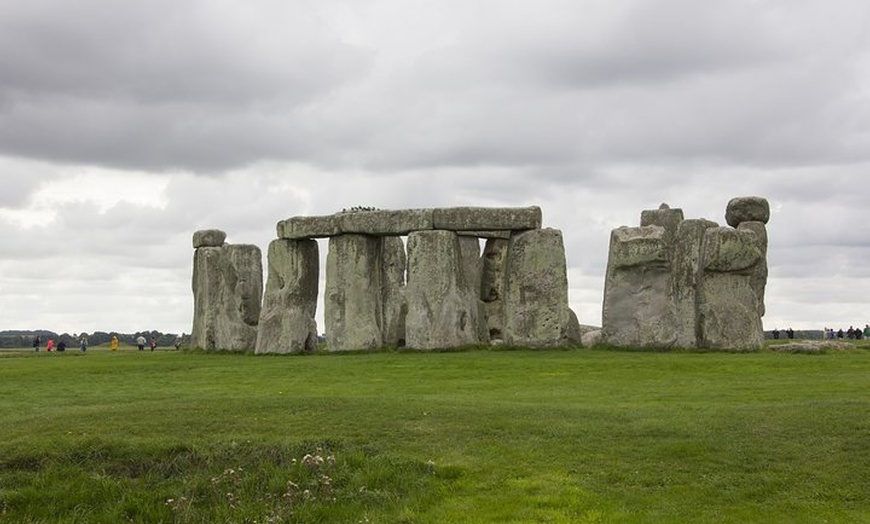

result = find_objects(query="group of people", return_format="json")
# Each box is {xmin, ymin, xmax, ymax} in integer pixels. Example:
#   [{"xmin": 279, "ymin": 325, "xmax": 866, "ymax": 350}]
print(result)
[
  {"xmin": 771, "ymin": 328, "xmax": 795, "ymax": 340},
  {"xmin": 136, "ymin": 335, "xmax": 158, "ymax": 351},
  {"xmin": 32, "ymin": 334, "xmax": 182, "ymax": 352},
  {"xmin": 31, "ymin": 334, "xmax": 89, "ymax": 352},
  {"xmin": 823, "ymin": 325, "xmax": 869, "ymax": 340}
]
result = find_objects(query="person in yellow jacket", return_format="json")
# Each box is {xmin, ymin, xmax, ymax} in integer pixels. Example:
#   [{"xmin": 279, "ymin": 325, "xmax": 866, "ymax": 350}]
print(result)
[{"xmin": 110, "ymin": 335, "xmax": 119, "ymax": 351}]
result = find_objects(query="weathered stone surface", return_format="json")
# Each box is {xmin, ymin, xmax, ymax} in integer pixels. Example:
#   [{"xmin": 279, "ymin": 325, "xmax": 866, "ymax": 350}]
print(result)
[
  {"xmin": 405, "ymin": 230, "xmax": 480, "ymax": 350},
  {"xmin": 608, "ymin": 226, "xmax": 669, "ymax": 268},
  {"xmin": 339, "ymin": 208, "xmax": 434, "ymax": 236},
  {"xmin": 381, "ymin": 236, "xmax": 407, "ymax": 347},
  {"xmin": 602, "ymin": 225, "xmax": 678, "ymax": 348},
  {"xmin": 725, "ymin": 196, "xmax": 770, "ymax": 227},
  {"xmin": 772, "ymin": 340, "xmax": 852, "ymax": 353},
  {"xmin": 504, "ymin": 228, "xmax": 574, "ymax": 347},
  {"xmin": 738, "ymin": 221, "xmax": 768, "ymax": 317},
  {"xmin": 325, "ymin": 235, "xmax": 384, "ymax": 351},
  {"xmin": 564, "ymin": 308, "xmax": 584, "ymax": 347},
  {"xmin": 480, "ymin": 238, "xmax": 509, "ymax": 341},
  {"xmin": 278, "ymin": 215, "xmax": 340, "ymax": 240},
  {"xmin": 457, "ymin": 236, "xmax": 488, "ymax": 343},
  {"xmin": 702, "ymin": 227, "xmax": 762, "ymax": 273},
  {"xmin": 581, "ymin": 329, "xmax": 603, "ymax": 347},
  {"xmin": 432, "ymin": 206, "xmax": 542, "ymax": 231},
  {"xmin": 255, "ymin": 239, "xmax": 319, "ymax": 354},
  {"xmin": 458, "ymin": 230, "xmax": 512, "ymax": 240},
  {"xmin": 193, "ymin": 229, "xmax": 227, "ymax": 248},
  {"xmin": 698, "ymin": 227, "xmax": 765, "ymax": 351},
  {"xmin": 672, "ymin": 219, "xmax": 718, "ymax": 348},
  {"xmin": 191, "ymin": 244, "xmax": 262, "ymax": 351},
  {"xmin": 277, "ymin": 207, "xmax": 541, "ymax": 240},
  {"xmin": 640, "ymin": 204, "xmax": 684, "ymax": 246}
]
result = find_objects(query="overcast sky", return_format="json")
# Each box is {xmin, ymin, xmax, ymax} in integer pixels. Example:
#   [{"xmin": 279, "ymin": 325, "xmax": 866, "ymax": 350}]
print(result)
[{"xmin": 2, "ymin": 0, "xmax": 869, "ymax": 337}]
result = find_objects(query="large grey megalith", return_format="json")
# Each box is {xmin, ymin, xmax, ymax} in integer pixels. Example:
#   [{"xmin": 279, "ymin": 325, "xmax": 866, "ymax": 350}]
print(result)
[
  {"xmin": 602, "ymin": 197, "xmax": 770, "ymax": 351},
  {"xmin": 191, "ymin": 230, "xmax": 263, "ymax": 351}
]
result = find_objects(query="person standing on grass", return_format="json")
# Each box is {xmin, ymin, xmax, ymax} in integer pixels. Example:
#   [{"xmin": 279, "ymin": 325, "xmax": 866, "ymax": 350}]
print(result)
[
  {"xmin": 80, "ymin": 333, "xmax": 88, "ymax": 352},
  {"xmin": 32, "ymin": 335, "xmax": 41, "ymax": 352},
  {"xmin": 864, "ymin": 324, "xmax": 870, "ymax": 338},
  {"xmin": 136, "ymin": 335, "xmax": 146, "ymax": 351},
  {"xmin": 57, "ymin": 340, "xmax": 66, "ymax": 352},
  {"xmin": 149, "ymin": 337, "xmax": 156, "ymax": 352},
  {"xmin": 110, "ymin": 335, "xmax": 119, "ymax": 351},
  {"xmin": 46, "ymin": 338, "xmax": 54, "ymax": 352},
  {"xmin": 174, "ymin": 336, "xmax": 182, "ymax": 350}
]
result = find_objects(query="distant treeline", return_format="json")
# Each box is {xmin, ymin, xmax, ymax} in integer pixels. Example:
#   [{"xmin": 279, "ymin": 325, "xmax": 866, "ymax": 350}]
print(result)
[{"xmin": 0, "ymin": 330, "xmax": 187, "ymax": 349}]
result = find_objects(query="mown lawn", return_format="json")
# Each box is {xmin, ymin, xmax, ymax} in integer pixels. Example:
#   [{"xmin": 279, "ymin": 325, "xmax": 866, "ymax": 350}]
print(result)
[{"xmin": 0, "ymin": 345, "xmax": 868, "ymax": 523}]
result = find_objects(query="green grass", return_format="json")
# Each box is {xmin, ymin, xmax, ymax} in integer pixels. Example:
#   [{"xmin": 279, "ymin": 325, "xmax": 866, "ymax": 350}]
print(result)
[{"xmin": 1, "ymin": 345, "xmax": 869, "ymax": 523}]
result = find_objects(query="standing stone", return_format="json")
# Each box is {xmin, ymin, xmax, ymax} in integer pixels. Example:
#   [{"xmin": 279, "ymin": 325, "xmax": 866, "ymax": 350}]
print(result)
[
  {"xmin": 381, "ymin": 236, "xmax": 407, "ymax": 347},
  {"xmin": 698, "ymin": 227, "xmax": 765, "ymax": 351},
  {"xmin": 601, "ymin": 225, "xmax": 677, "ymax": 348},
  {"xmin": 325, "ymin": 235, "xmax": 384, "ymax": 351},
  {"xmin": 738, "ymin": 221, "xmax": 768, "ymax": 317},
  {"xmin": 640, "ymin": 204, "xmax": 684, "ymax": 247},
  {"xmin": 672, "ymin": 219, "xmax": 719, "ymax": 348},
  {"xmin": 405, "ymin": 230, "xmax": 480, "ymax": 350},
  {"xmin": 255, "ymin": 239, "xmax": 319, "ymax": 354},
  {"xmin": 480, "ymin": 238, "xmax": 509, "ymax": 342},
  {"xmin": 191, "ymin": 239, "xmax": 263, "ymax": 351},
  {"xmin": 457, "ymin": 236, "xmax": 488, "ymax": 344},
  {"xmin": 504, "ymin": 228, "xmax": 575, "ymax": 347}
]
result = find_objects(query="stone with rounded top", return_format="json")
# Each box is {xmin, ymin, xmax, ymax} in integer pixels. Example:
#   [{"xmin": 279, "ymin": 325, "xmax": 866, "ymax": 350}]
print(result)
[
  {"xmin": 725, "ymin": 196, "xmax": 770, "ymax": 227},
  {"xmin": 193, "ymin": 229, "xmax": 227, "ymax": 248}
]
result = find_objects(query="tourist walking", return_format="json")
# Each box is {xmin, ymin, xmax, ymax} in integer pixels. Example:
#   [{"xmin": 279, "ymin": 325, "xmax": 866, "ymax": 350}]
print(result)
[
  {"xmin": 80, "ymin": 334, "xmax": 88, "ymax": 352},
  {"xmin": 136, "ymin": 335, "xmax": 146, "ymax": 351},
  {"xmin": 110, "ymin": 335, "xmax": 119, "ymax": 351},
  {"xmin": 32, "ymin": 335, "xmax": 41, "ymax": 352},
  {"xmin": 149, "ymin": 337, "xmax": 156, "ymax": 352},
  {"xmin": 46, "ymin": 338, "xmax": 54, "ymax": 352}
]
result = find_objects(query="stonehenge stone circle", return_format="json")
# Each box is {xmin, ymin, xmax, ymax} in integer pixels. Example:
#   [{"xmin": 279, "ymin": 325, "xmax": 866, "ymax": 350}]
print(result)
[
  {"xmin": 191, "ymin": 231, "xmax": 263, "ymax": 351},
  {"xmin": 191, "ymin": 198, "xmax": 770, "ymax": 353},
  {"xmin": 602, "ymin": 197, "xmax": 770, "ymax": 351}
]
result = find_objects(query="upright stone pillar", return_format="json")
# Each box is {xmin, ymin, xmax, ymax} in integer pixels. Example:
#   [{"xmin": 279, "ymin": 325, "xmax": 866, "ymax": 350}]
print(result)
[
  {"xmin": 480, "ymin": 238, "xmax": 509, "ymax": 342},
  {"xmin": 325, "ymin": 234, "xmax": 384, "ymax": 351},
  {"xmin": 458, "ymin": 236, "xmax": 488, "ymax": 344},
  {"xmin": 504, "ymin": 228, "xmax": 576, "ymax": 347},
  {"xmin": 191, "ymin": 230, "xmax": 262, "ymax": 351},
  {"xmin": 698, "ymin": 227, "xmax": 765, "ymax": 351},
  {"xmin": 381, "ymin": 236, "xmax": 407, "ymax": 348},
  {"xmin": 672, "ymin": 219, "xmax": 718, "ymax": 348},
  {"xmin": 405, "ymin": 230, "xmax": 480, "ymax": 350},
  {"xmin": 726, "ymin": 196, "xmax": 770, "ymax": 317},
  {"xmin": 255, "ymin": 239, "xmax": 319, "ymax": 354},
  {"xmin": 601, "ymin": 225, "xmax": 677, "ymax": 348}
]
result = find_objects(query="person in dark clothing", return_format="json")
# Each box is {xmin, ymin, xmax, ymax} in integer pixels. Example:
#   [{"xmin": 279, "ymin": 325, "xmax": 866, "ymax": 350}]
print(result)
[
  {"xmin": 772, "ymin": 329, "xmax": 780, "ymax": 340},
  {"xmin": 786, "ymin": 328, "xmax": 794, "ymax": 339},
  {"xmin": 57, "ymin": 340, "xmax": 66, "ymax": 352},
  {"xmin": 32, "ymin": 336, "xmax": 41, "ymax": 352}
]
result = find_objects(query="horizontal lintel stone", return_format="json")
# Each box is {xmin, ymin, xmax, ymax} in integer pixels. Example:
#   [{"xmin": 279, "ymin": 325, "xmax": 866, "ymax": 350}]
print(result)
[
  {"xmin": 278, "ymin": 215, "xmax": 341, "ymax": 239},
  {"xmin": 432, "ymin": 206, "xmax": 542, "ymax": 231},
  {"xmin": 277, "ymin": 206, "xmax": 541, "ymax": 239},
  {"xmin": 338, "ymin": 208, "xmax": 434, "ymax": 236}
]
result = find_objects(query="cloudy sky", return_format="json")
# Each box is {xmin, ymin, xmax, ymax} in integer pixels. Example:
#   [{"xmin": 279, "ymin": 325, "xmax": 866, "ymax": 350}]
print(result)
[{"xmin": 2, "ymin": 0, "xmax": 869, "ymax": 337}]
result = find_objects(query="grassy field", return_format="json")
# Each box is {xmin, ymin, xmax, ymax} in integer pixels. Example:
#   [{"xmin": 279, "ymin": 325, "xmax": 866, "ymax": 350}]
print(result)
[{"xmin": 1, "ymin": 344, "xmax": 868, "ymax": 523}]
